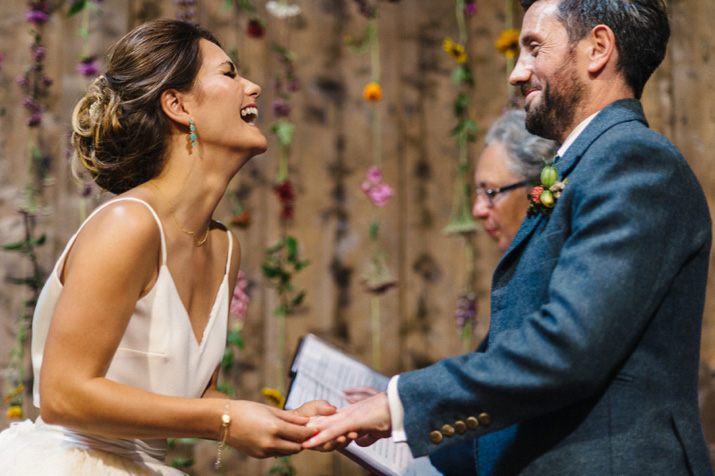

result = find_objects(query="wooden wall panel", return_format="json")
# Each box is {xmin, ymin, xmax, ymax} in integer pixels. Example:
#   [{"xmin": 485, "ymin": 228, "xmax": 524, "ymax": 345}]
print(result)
[{"xmin": 1, "ymin": 0, "xmax": 714, "ymax": 473}]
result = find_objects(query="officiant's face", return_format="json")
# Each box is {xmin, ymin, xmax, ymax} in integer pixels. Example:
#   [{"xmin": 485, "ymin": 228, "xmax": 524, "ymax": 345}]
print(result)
[{"xmin": 472, "ymin": 140, "xmax": 531, "ymax": 253}]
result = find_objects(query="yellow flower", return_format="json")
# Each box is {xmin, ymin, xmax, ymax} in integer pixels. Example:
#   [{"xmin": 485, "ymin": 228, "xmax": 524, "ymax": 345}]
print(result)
[
  {"xmin": 261, "ymin": 387, "xmax": 285, "ymax": 408},
  {"xmin": 362, "ymin": 82, "xmax": 383, "ymax": 102},
  {"xmin": 3, "ymin": 383, "xmax": 24, "ymax": 404},
  {"xmin": 443, "ymin": 38, "xmax": 467, "ymax": 64},
  {"xmin": 496, "ymin": 29, "xmax": 521, "ymax": 59},
  {"xmin": 6, "ymin": 404, "xmax": 22, "ymax": 419}
]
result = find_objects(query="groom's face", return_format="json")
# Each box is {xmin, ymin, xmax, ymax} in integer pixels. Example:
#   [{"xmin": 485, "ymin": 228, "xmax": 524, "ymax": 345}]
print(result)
[{"xmin": 509, "ymin": 0, "xmax": 587, "ymax": 142}]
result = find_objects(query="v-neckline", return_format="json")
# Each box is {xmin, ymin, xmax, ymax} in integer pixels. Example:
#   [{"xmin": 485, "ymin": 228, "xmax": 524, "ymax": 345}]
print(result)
[{"xmin": 161, "ymin": 264, "xmax": 227, "ymax": 347}]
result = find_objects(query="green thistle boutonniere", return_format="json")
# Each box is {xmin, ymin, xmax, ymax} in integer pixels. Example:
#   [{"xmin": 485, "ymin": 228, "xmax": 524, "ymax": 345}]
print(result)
[{"xmin": 527, "ymin": 163, "xmax": 568, "ymax": 217}]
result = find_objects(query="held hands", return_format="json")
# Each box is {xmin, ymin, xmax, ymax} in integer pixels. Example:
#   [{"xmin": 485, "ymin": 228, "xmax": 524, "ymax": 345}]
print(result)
[
  {"xmin": 303, "ymin": 392, "xmax": 392, "ymax": 451},
  {"xmin": 225, "ymin": 399, "xmax": 336, "ymax": 458},
  {"xmin": 343, "ymin": 385, "xmax": 379, "ymax": 404}
]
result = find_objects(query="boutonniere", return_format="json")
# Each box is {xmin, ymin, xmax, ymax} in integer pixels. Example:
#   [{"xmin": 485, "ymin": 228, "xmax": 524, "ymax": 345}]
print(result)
[{"xmin": 527, "ymin": 163, "xmax": 568, "ymax": 217}]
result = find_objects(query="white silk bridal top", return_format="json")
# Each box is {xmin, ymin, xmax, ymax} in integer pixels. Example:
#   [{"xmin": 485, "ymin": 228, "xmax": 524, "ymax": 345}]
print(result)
[{"xmin": 6, "ymin": 197, "xmax": 231, "ymax": 474}]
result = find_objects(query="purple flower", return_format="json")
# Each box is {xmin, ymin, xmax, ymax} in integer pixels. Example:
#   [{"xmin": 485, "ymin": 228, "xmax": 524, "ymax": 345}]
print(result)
[
  {"xmin": 455, "ymin": 292, "xmax": 477, "ymax": 331},
  {"xmin": 272, "ymin": 97, "xmax": 292, "ymax": 118},
  {"xmin": 26, "ymin": 113, "xmax": 42, "ymax": 127},
  {"xmin": 40, "ymin": 76, "xmax": 53, "ymax": 88},
  {"xmin": 353, "ymin": 0, "xmax": 376, "ymax": 18},
  {"xmin": 464, "ymin": 1, "xmax": 478, "ymax": 15},
  {"xmin": 287, "ymin": 79, "xmax": 301, "ymax": 92},
  {"xmin": 80, "ymin": 182, "xmax": 93, "ymax": 197},
  {"xmin": 26, "ymin": 1, "xmax": 50, "ymax": 25},
  {"xmin": 16, "ymin": 75, "xmax": 29, "ymax": 88},
  {"xmin": 77, "ymin": 57, "xmax": 100, "ymax": 77},
  {"xmin": 22, "ymin": 96, "xmax": 42, "ymax": 114},
  {"xmin": 31, "ymin": 44, "xmax": 46, "ymax": 62}
]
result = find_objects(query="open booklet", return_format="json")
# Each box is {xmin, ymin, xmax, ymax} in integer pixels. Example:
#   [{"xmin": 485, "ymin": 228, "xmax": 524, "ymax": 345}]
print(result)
[{"xmin": 284, "ymin": 334, "xmax": 442, "ymax": 476}]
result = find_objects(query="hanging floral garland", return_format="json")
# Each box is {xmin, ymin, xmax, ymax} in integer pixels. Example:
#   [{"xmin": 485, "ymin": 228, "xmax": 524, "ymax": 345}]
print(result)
[
  {"xmin": 344, "ymin": 0, "xmax": 397, "ymax": 371},
  {"xmin": 496, "ymin": 0, "xmax": 521, "ymax": 107},
  {"xmin": 2, "ymin": 0, "xmax": 55, "ymax": 422},
  {"xmin": 260, "ymin": 3, "xmax": 308, "ymax": 475},
  {"xmin": 67, "ymin": 0, "xmax": 103, "ymax": 223},
  {"xmin": 442, "ymin": 0, "xmax": 479, "ymax": 352}
]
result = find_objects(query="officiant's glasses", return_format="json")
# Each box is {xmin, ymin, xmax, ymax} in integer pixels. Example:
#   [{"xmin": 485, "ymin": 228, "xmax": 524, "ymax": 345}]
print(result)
[{"xmin": 476, "ymin": 180, "xmax": 529, "ymax": 207}]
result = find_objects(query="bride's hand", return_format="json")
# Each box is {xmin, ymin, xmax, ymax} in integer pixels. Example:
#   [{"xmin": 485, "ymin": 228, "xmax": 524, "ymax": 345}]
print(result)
[{"xmin": 225, "ymin": 400, "xmax": 315, "ymax": 458}]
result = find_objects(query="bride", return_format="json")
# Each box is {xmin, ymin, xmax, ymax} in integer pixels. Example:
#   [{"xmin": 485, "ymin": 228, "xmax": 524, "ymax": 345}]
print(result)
[{"xmin": 0, "ymin": 18, "xmax": 333, "ymax": 475}]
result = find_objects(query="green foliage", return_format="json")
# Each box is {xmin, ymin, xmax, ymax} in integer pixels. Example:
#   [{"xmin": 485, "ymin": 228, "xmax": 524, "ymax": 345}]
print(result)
[
  {"xmin": 262, "ymin": 236, "xmax": 310, "ymax": 317},
  {"xmin": 67, "ymin": 0, "xmax": 89, "ymax": 16},
  {"xmin": 271, "ymin": 121, "xmax": 295, "ymax": 148},
  {"xmin": 269, "ymin": 456, "xmax": 296, "ymax": 476},
  {"xmin": 221, "ymin": 0, "xmax": 258, "ymax": 15}
]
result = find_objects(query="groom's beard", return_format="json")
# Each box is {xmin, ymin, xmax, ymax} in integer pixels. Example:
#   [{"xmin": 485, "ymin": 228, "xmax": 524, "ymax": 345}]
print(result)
[{"xmin": 524, "ymin": 52, "xmax": 584, "ymax": 141}]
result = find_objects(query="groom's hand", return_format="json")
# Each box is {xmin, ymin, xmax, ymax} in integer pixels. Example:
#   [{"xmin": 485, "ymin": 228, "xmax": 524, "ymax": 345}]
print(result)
[{"xmin": 302, "ymin": 392, "xmax": 392, "ymax": 450}]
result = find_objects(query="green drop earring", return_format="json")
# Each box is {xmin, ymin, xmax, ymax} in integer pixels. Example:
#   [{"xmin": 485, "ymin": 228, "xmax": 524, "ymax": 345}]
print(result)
[{"xmin": 189, "ymin": 118, "xmax": 197, "ymax": 149}]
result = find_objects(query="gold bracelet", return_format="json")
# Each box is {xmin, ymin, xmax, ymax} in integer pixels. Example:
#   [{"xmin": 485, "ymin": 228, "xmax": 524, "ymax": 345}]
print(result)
[{"xmin": 214, "ymin": 400, "xmax": 232, "ymax": 470}]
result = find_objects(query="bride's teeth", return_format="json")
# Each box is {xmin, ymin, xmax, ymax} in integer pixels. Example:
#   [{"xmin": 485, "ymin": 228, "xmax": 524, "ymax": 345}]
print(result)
[{"xmin": 241, "ymin": 107, "xmax": 258, "ymax": 118}]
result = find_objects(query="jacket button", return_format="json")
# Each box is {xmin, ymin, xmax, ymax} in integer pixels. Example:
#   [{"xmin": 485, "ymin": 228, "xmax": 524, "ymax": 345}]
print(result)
[
  {"xmin": 478, "ymin": 413, "xmax": 491, "ymax": 426},
  {"xmin": 466, "ymin": 416, "xmax": 479, "ymax": 430},
  {"xmin": 454, "ymin": 420, "xmax": 467, "ymax": 434},
  {"xmin": 430, "ymin": 430, "xmax": 443, "ymax": 444},
  {"xmin": 441, "ymin": 424, "xmax": 455, "ymax": 437}
]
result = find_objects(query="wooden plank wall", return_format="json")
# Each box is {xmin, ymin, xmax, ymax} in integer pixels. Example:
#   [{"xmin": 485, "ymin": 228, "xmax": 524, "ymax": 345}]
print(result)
[{"xmin": 0, "ymin": 0, "xmax": 713, "ymax": 474}]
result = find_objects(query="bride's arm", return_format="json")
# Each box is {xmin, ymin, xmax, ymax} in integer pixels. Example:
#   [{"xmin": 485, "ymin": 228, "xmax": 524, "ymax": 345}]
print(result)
[{"xmin": 38, "ymin": 201, "xmax": 317, "ymax": 457}]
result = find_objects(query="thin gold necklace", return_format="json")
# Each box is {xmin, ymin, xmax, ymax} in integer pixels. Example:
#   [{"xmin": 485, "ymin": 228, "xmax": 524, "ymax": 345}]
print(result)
[{"xmin": 148, "ymin": 181, "xmax": 210, "ymax": 246}]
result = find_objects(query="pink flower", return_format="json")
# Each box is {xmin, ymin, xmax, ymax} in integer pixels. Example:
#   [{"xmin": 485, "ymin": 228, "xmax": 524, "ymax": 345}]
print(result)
[
  {"xmin": 366, "ymin": 166, "xmax": 382, "ymax": 184},
  {"xmin": 361, "ymin": 166, "xmax": 394, "ymax": 207},
  {"xmin": 367, "ymin": 183, "xmax": 394, "ymax": 207},
  {"xmin": 230, "ymin": 271, "xmax": 250, "ymax": 322}
]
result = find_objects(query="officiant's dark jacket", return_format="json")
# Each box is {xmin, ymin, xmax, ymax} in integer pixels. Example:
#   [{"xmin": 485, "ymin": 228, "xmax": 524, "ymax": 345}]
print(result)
[{"xmin": 399, "ymin": 99, "xmax": 714, "ymax": 476}]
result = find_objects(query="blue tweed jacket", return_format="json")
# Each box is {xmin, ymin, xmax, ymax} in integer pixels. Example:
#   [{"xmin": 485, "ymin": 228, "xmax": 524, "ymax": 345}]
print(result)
[{"xmin": 400, "ymin": 100, "xmax": 713, "ymax": 475}]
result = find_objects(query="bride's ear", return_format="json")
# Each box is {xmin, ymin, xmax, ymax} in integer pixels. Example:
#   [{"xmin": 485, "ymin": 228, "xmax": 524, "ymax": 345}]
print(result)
[{"xmin": 160, "ymin": 89, "xmax": 191, "ymax": 127}]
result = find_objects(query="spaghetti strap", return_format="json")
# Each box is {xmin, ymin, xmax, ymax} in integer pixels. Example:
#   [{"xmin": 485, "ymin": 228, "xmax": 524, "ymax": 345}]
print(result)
[
  {"xmin": 87, "ymin": 197, "xmax": 167, "ymax": 265},
  {"xmin": 224, "ymin": 226, "xmax": 233, "ymax": 275}
]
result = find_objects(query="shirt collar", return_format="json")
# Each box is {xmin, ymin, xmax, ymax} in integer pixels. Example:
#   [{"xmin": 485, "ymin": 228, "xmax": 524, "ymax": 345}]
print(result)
[{"xmin": 557, "ymin": 111, "xmax": 599, "ymax": 158}]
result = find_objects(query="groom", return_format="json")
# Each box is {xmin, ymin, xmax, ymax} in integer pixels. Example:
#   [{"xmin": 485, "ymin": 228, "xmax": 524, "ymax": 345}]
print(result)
[{"xmin": 305, "ymin": 1, "xmax": 714, "ymax": 475}]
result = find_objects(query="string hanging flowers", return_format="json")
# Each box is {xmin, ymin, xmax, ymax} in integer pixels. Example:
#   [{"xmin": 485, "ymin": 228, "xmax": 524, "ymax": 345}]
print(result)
[
  {"xmin": 68, "ymin": 1, "xmax": 104, "ymax": 80},
  {"xmin": 261, "ymin": 7, "xmax": 307, "ymax": 475},
  {"xmin": 67, "ymin": 0, "xmax": 104, "ymax": 223},
  {"xmin": 499, "ymin": 0, "xmax": 520, "ymax": 103},
  {"xmin": 2, "ymin": 0, "xmax": 54, "ymax": 423},
  {"xmin": 443, "ymin": 0, "xmax": 479, "ymax": 350},
  {"xmin": 346, "ymin": 0, "xmax": 399, "ymax": 370}
]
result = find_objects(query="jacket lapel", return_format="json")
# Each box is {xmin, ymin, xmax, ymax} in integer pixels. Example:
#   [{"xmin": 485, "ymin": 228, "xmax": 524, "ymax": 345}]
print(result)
[{"xmin": 491, "ymin": 99, "xmax": 648, "ymax": 291}]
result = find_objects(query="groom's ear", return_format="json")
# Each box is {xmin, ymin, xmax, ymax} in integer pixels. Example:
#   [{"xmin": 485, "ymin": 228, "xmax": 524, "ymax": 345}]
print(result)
[{"xmin": 586, "ymin": 24, "xmax": 617, "ymax": 76}]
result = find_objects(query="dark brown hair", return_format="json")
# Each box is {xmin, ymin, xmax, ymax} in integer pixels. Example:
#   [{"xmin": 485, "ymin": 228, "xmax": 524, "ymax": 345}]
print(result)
[
  {"xmin": 71, "ymin": 19, "xmax": 220, "ymax": 194},
  {"xmin": 520, "ymin": 0, "xmax": 669, "ymax": 99}
]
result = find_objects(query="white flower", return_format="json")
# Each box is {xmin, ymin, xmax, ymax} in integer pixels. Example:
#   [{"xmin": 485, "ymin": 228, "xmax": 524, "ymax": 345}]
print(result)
[{"xmin": 266, "ymin": 1, "xmax": 301, "ymax": 18}]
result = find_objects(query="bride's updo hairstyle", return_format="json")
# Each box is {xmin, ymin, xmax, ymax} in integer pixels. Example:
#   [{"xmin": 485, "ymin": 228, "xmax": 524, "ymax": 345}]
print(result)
[{"xmin": 71, "ymin": 19, "xmax": 220, "ymax": 194}]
